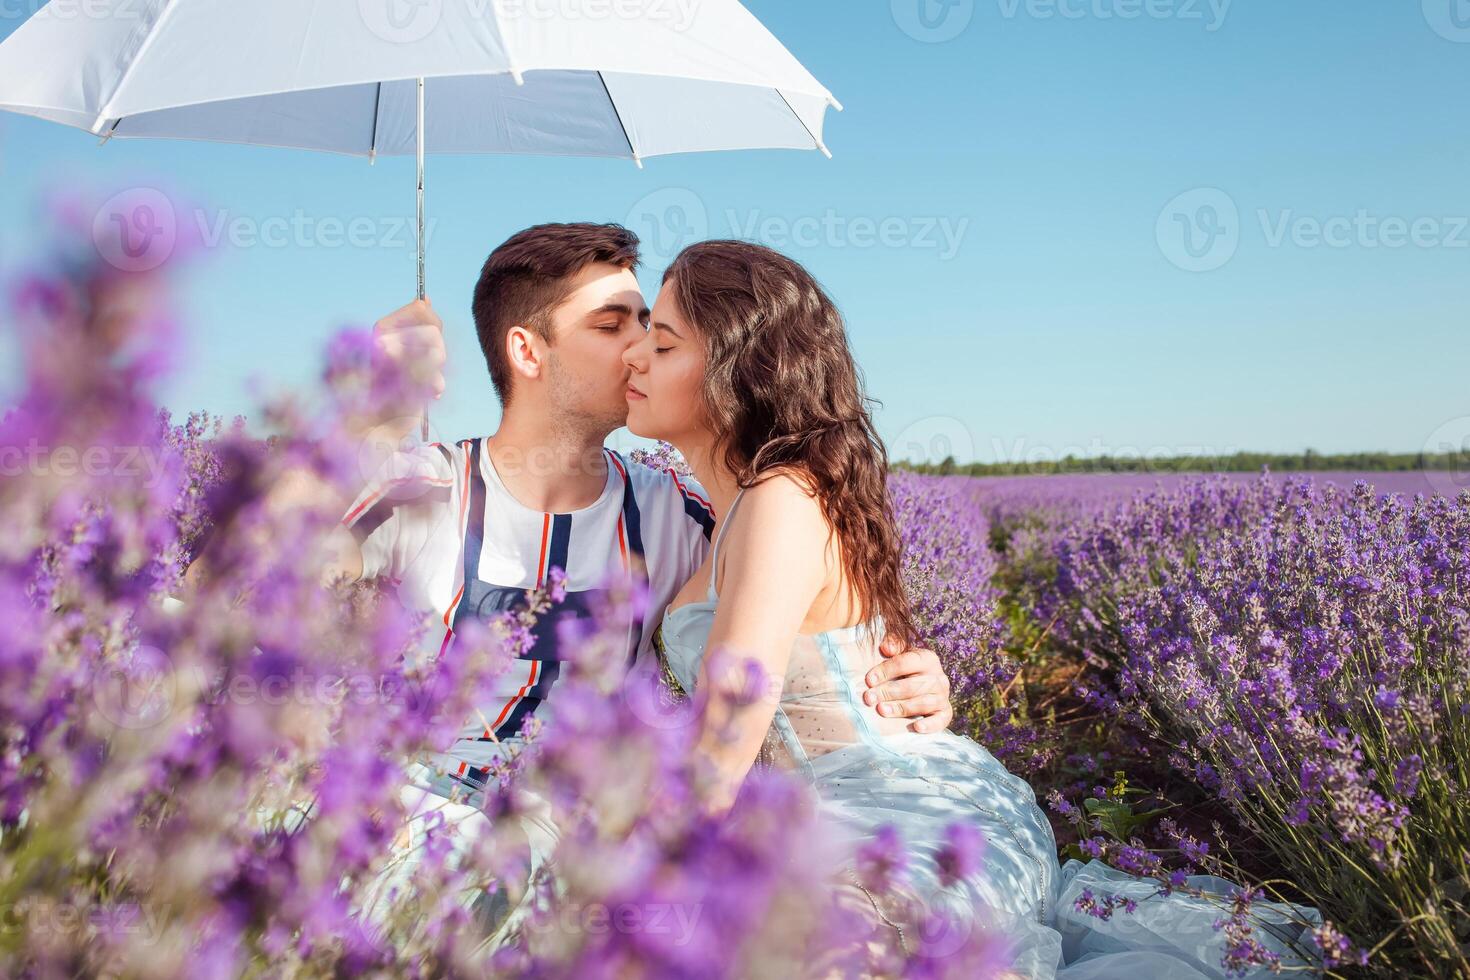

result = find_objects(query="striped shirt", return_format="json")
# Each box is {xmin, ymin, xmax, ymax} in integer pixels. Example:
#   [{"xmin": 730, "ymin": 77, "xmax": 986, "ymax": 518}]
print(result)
[{"xmin": 341, "ymin": 437, "xmax": 714, "ymax": 781}]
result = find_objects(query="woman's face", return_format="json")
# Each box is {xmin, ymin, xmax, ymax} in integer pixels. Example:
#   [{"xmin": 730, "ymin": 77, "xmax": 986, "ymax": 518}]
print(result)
[{"xmin": 621, "ymin": 279, "xmax": 708, "ymax": 449}]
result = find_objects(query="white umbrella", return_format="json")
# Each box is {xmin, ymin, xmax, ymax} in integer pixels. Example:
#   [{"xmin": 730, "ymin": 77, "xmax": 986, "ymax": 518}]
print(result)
[
  {"xmin": 0, "ymin": 0, "xmax": 841, "ymax": 435},
  {"xmin": 0, "ymin": 0, "xmax": 842, "ymax": 298}
]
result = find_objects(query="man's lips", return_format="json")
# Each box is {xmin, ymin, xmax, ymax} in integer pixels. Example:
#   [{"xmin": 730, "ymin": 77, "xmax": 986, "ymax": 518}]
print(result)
[{"xmin": 626, "ymin": 384, "xmax": 647, "ymax": 401}]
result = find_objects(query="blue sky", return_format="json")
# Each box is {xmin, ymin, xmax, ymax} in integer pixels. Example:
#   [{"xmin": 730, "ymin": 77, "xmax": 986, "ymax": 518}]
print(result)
[{"xmin": 2, "ymin": 0, "xmax": 1468, "ymax": 465}]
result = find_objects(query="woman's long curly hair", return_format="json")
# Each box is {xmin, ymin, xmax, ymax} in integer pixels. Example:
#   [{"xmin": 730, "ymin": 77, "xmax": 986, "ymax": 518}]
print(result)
[{"xmin": 663, "ymin": 241, "xmax": 916, "ymax": 645}]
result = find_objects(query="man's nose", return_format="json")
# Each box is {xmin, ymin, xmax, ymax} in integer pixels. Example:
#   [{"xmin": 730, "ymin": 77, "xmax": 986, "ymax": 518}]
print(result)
[{"xmin": 622, "ymin": 336, "xmax": 647, "ymax": 370}]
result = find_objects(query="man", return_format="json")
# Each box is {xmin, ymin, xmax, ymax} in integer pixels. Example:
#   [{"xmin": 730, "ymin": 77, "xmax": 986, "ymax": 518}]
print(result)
[{"xmin": 321, "ymin": 223, "xmax": 953, "ymax": 929}]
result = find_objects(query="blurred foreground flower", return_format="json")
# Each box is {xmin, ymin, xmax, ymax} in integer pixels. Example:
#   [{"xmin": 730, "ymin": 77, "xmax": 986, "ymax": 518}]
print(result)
[{"xmin": 0, "ymin": 205, "xmax": 1009, "ymax": 979}]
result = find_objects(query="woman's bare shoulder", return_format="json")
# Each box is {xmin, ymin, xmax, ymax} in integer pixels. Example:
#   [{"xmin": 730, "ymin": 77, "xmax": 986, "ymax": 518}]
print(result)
[
  {"xmin": 744, "ymin": 467, "xmax": 820, "ymax": 503},
  {"xmin": 738, "ymin": 469, "xmax": 827, "ymax": 541}
]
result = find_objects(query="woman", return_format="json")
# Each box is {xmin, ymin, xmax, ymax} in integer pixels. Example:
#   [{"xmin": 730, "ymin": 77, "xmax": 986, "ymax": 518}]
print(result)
[{"xmin": 621, "ymin": 240, "xmax": 1321, "ymax": 978}]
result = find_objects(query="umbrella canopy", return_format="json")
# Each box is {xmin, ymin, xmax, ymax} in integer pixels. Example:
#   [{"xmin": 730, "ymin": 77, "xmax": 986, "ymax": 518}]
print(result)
[
  {"xmin": 0, "ymin": 0, "xmax": 841, "ymax": 162},
  {"xmin": 0, "ymin": 0, "xmax": 842, "ymax": 436}
]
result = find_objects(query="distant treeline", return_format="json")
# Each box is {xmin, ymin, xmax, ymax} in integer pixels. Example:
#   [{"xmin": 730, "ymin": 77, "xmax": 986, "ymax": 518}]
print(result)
[{"xmin": 895, "ymin": 450, "xmax": 1468, "ymax": 477}]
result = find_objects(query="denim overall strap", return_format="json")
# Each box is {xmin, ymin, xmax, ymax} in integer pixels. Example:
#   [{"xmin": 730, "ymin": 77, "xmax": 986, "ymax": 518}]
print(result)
[{"xmin": 605, "ymin": 449, "xmax": 646, "ymax": 667}]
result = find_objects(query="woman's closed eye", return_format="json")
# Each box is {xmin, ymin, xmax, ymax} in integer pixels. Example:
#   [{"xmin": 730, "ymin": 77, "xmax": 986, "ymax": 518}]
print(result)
[{"xmin": 655, "ymin": 346, "xmax": 672, "ymax": 355}]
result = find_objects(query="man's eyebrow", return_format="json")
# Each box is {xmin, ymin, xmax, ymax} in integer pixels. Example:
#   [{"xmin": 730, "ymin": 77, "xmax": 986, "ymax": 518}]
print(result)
[
  {"xmin": 586, "ymin": 302, "xmax": 649, "ymax": 321},
  {"xmin": 652, "ymin": 321, "xmax": 682, "ymax": 338}
]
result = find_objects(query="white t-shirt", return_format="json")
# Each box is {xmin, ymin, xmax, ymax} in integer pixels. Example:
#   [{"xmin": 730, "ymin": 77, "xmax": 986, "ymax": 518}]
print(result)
[{"xmin": 340, "ymin": 437, "xmax": 713, "ymax": 786}]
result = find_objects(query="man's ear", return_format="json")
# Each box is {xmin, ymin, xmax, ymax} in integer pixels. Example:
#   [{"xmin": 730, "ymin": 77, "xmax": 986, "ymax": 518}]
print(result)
[{"xmin": 505, "ymin": 325, "xmax": 545, "ymax": 386}]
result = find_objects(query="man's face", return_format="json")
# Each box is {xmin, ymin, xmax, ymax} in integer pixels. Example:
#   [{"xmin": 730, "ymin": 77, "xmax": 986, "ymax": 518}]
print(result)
[{"xmin": 541, "ymin": 262, "xmax": 650, "ymax": 432}]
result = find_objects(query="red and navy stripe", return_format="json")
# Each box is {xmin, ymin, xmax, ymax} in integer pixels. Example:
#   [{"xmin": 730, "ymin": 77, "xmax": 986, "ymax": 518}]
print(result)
[
  {"xmin": 341, "ymin": 447, "xmax": 455, "ymax": 542},
  {"xmin": 670, "ymin": 470, "xmax": 716, "ymax": 540}
]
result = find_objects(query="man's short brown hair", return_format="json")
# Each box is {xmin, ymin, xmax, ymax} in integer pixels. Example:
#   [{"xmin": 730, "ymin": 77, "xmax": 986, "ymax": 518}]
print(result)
[{"xmin": 472, "ymin": 222, "xmax": 641, "ymax": 405}]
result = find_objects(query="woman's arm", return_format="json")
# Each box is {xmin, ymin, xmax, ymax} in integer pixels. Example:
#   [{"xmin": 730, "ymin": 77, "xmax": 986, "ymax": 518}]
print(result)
[{"xmin": 693, "ymin": 473, "xmax": 832, "ymax": 813}]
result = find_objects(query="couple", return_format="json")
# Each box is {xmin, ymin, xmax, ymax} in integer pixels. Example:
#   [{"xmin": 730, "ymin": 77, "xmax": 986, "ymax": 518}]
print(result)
[{"xmin": 338, "ymin": 224, "xmax": 1320, "ymax": 977}]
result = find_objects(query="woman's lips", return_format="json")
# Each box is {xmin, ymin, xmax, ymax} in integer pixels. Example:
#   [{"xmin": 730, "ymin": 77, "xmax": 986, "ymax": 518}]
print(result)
[{"xmin": 626, "ymin": 384, "xmax": 647, "ymax": 401}]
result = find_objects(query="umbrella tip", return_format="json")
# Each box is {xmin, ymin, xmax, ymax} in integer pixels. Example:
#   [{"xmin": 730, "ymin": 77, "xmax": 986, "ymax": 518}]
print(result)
[
  {"xmin": 511, "ymin": 68, "xmax": 525, "ymax": 86},
  {"xmin": 95, "ymin": 117, "xmax": 121, "ymax": 145},
  {"xmin": 828, "ymin": 95, "xmax": 844, "ymax": 112},
  {"xmin": 633, "ymin": 155, "xmax": 644, "ymax": 170},
  {"xmin": 817, "ymin": 142, "xmax": 833, "ymax": 160}
]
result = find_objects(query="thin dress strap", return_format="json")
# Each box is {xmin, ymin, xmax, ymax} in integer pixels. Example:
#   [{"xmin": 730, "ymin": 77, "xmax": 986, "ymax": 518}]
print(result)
[{"xmin": 705, "ymin": 486, "xmax": 746, "ymax": 603}]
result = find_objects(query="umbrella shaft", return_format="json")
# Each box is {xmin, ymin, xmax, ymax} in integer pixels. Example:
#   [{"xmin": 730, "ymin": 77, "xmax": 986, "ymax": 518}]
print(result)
[
  {"xmin": 416, "ymin": 77, "xmax": 428, "ymax": 442},
  {"xmin": 415, "ymin": 77, "xmax": 426, "ymax": 303}
]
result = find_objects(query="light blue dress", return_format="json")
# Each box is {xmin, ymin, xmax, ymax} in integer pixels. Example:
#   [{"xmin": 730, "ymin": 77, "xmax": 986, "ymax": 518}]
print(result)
[{"xmin": 655, "ymin": 490, "xmax": 1322, "ymax": 979}]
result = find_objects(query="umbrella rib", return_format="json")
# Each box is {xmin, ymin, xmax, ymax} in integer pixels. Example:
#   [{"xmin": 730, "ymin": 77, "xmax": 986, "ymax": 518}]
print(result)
[
  {"xmin": 92, "ymin": 1, "xmax": 184, "ymax": 131},
  {"xmin": 776, "ymin": 90, "xmax": 830, "ymax": 159},
  {"xmin": 369, "ymin": 82, "xmax": 382, "ymax": 162},
  {"xmin": 596, "ymin": 72, "xmax": 639, "ymax": 167}
]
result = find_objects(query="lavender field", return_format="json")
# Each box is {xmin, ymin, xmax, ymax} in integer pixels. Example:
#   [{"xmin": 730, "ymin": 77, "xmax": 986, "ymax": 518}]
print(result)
[
  {"xmin": 894, "ymin": 468, "xmax": 1470, "ymax": 977},
  {"xmin": 3, "ymin": 245, "xmax": 1468, "ymax": 978}
]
